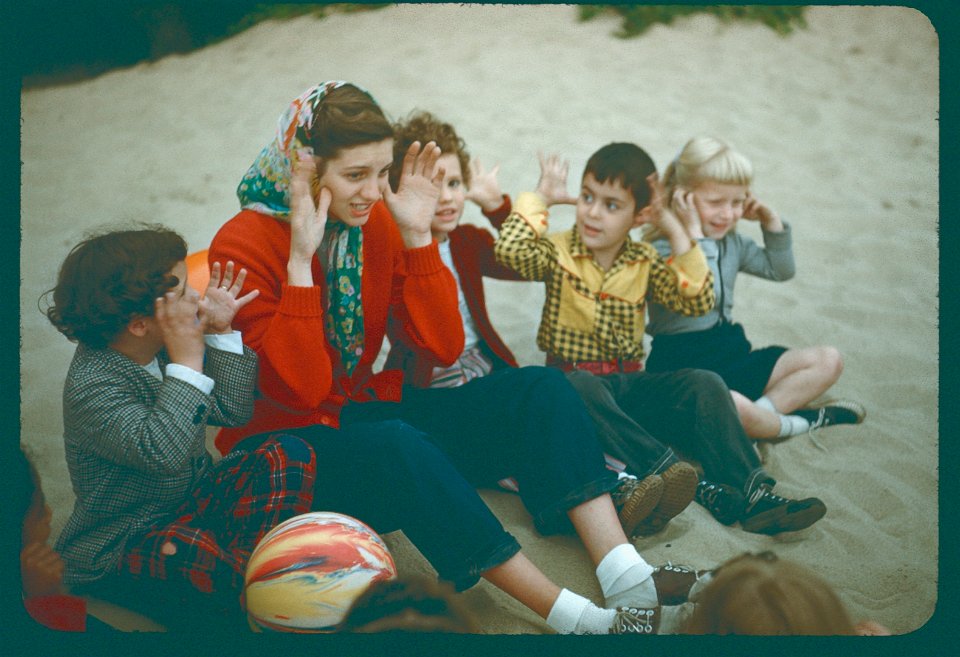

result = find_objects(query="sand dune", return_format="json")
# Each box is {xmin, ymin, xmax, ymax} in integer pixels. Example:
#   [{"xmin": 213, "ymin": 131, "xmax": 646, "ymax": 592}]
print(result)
[{"xmin": 20, "ymin": 5, "xmax": 938, "ymax": 633}]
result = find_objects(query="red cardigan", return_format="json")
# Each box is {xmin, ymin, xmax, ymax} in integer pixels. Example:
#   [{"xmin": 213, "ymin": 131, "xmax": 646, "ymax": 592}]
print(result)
[
  {"xmin": 384, "ymin": 196, "xmax": 524, "ymax": 386},
  {"xmin": 208, "ymin": 204, "xmax": 463, "ymax": 454}
]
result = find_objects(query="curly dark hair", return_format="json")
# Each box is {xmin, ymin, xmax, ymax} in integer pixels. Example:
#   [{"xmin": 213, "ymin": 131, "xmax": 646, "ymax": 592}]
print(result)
[
  {"xmin": 42, "ymin": 225, "xmax": 188, "ymax": 348},
  {"xmin": 390, "ymin": 110, "xmax": 470, "ymax": 192}
]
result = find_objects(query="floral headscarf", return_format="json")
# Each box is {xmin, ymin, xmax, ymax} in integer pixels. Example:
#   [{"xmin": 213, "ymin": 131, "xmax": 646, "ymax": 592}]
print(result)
[
  {"xmin": 237, "ymin": 80, "xmax": 376, "ymax": 217},
  {"xmin": 238, "ymin": 81, "xmax": 378, "ymax": 375}
]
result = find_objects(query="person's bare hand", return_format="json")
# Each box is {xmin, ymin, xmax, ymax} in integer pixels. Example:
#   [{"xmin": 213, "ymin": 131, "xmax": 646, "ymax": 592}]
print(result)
[
  {"xmin": 288, "ymin": 150, "xmax": 332, "ymax": 281},
  {"xmin": 464, "ymin": 157, "xmax": 504, "ymax": 212},
  {"xmin": 672, "ymin": 188, "xmax": 704, "ymax": 239},
  {"xmin": 155, "ymin": 286, "xmax": 204, "ymax": 371},
  {"xmin": 382, "ymin": 141, "xmax": 444, "ymax": 248},
  {"xmin": 199, "ymin": 261, "xmax": 260, "ymax": 334},
  {"xmin": 741, "ymin": 192, "xmax": 781, "ymax": 230},
  {"xmin": 535, "ymin": 152, "xmax": 577, "ymax": 207},
  {"xmin": 640, "ymin": 172, "xmax": 670, "ymax": 229},
  {"xmin": 21, "ymin": 542, "xmax": 64, "ymax": 598}
]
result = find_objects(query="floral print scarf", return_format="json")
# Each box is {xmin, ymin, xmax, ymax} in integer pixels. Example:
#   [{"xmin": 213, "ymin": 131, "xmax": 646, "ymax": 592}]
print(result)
[{"xmin": 237, "ymin": 81, "xmax": 375, "ymax": 375}]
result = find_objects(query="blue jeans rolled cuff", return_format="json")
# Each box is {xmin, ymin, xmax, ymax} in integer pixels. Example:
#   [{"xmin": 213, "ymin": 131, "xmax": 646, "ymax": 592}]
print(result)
[
  {"xmin": 533, "ymin": 472, "xmax": 620, "ymax": 535},
  {"xmin": 449, "ymin": 534, "xmax": 522, "ymax": 592}
]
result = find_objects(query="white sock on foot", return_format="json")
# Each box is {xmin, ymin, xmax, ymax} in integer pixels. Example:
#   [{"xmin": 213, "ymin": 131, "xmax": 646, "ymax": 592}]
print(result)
[
  {"xmin": 757, "ymin": 396, "xmax": 812, "ymax": 437},
  {"xmin": 755, "ymin": 395, "xmax": 778, "ymax": 414},
  {"xmin": 778, "ymin": 414, "xmax": 811, "ymax": 437},
  {"xmin": 546, "ymin": 588, "xmax": 617, "ymax": 634},
  {"xmin": 596, "ymin": 543, "xmax": 657, "ymax": 609}
]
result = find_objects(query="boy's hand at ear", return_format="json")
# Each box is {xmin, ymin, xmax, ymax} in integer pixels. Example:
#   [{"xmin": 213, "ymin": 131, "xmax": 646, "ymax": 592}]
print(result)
[
  {"xmin": 383, "ymin": 140, "xmax": 444, "ymax": 249},
  {"xmin": 156, "ymin": 287, "xmax": 205, "ymax": 372},
  {"xmin": 465, "ymin": 157, "xmax": 504, "ymax": 212},
  {"xmin": 535, "ymin": 152, "xmax": 578, "ymax": 207},
  {"xmin": 200, "ymin": 261, "xmax": 260, "ymax": 334},
  {"xmin": 645, "ymin": 173, "xmax": 694, "ymax": 256},
  {"xmin": 671, "ymin": 189, "xmax": 705, "ymax": 239},
  {"xmin": 742, "ymin": 192, "xmax": 784, "ymax": 232},
  {"xmin": 21, "ymin": 542, "xmax": 65, "ymax": 598}
]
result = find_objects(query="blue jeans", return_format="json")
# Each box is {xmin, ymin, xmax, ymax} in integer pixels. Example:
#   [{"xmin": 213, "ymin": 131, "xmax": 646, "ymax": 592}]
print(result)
[
  {"xmin": 338, "ymin": 366, "xmax": 619, "ymax": 577},
  {"xmin": 564, "ymin": 368, "xmax": 773, "ymax": 496},
  {"xmin": 271, "ymin": 419, "xmax": 519, "ymax": 591}
]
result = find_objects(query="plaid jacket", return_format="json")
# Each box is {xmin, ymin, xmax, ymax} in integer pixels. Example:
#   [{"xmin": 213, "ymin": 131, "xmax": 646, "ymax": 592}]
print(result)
[
  {"xmin": 494, "ymin": 192, "xmax": 715, "ymax": 363},
  {"xmin": 55, "ymin": 342, "xmax": 257, "ymax": 585}
]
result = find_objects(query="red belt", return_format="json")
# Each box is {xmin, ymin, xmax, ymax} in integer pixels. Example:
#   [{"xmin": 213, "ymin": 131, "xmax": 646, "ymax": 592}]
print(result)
[{"xmin": 547, "ymin": 356, "xmax": 643, "ymax": 375}]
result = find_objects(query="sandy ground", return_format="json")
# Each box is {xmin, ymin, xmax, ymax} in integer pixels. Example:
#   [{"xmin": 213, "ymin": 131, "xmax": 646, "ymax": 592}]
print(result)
[{"xmin": 20, "ymin": 4, "xmax": 939, "ymax": 634}]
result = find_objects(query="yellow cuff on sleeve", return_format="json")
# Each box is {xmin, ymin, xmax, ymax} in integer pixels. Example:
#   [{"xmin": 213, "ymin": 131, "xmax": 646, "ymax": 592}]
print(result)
[
  {"xmin": 671, "ymin": 242, "xmax": 710, "ymax": 296},
  {"xmin": 515, "ymin": 192, "xmax": 550, "ymax": 237}
]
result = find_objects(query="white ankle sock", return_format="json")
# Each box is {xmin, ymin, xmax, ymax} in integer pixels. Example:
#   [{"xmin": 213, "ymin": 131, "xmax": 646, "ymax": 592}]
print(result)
[
  {"xmin": 757, "ymin": 396, "xmax": 809, "ymax": 437},
  {"xmin": 546, "ymin": 588, "xmax": 617, "ymax": 634},
  {"xmin": 755, "ymin": 395, "xmax": 778, "ymax": 413},
  {"xmin": 596, "ymin": 543, "xmax": 657, "ymax": 609},
  {"xmin": 778, "ymin": 414, "xmax": 811, "ymax": 437}
]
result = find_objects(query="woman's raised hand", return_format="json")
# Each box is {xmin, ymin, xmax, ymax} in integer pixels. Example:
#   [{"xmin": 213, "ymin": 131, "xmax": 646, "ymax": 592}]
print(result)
[
  {"xmin": 199, "ymin": 261, "xmax": 260, "ymax": 334},
  {"xmin": 382, "ymin": 141, "xmax": 443, "ymax": 249},
  {"xmin": 535, "ymin": 152, "xmax": 578, "ymax": 207},
  {"xmin": 288, "ymin": 150, "xmax": 332, "ymax": 285}
]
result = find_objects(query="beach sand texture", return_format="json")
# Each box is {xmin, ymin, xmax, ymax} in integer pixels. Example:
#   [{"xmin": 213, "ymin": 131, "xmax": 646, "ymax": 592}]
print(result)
[{"xmin": 20, "ymin": 5, "xmax": 938, "ymax": 634}]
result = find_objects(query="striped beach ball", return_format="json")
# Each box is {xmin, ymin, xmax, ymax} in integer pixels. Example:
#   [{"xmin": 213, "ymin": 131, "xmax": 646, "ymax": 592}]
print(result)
[{"xmin": 244, "ymin": 511, "xmax": 397, "ymax": 632}]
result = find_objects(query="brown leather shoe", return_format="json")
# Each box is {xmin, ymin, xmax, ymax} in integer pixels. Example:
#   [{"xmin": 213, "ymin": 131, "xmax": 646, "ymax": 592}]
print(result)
[
  {"xmin": 609, "ymin": 605, "xmax": 661, "ymax": 634},
  {"xmin": 611, "ymin": 475, "xmax": 663, "ymax": 538},
  {"xmin": 633, "ymin": 462, "xmax": 698, "ymax": 537},
  {"xmin": 651, "ymin": 562, "xmax": 711, "ymax": 606}
]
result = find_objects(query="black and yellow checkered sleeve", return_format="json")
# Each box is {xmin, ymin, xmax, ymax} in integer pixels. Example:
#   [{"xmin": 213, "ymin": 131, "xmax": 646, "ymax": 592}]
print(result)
[
  {"xmin": 647, "ymin": 242, "xmax": 715, "ymax": 317},
  {"xmin": 494, "ymin": 192, "xmax": 558, "ymax": 282}
]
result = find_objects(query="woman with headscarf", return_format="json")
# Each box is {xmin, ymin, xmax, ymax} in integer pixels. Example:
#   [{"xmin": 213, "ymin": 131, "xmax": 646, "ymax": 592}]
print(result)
[{"xmin": 209, "ymin": 81, "xmax": 702, "ymax": 634}]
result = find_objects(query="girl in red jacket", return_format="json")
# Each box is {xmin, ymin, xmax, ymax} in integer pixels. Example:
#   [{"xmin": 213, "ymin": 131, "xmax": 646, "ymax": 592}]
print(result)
[{"xmin": 209, "ymin": 82, "xmax": 707, "ymax": 634}]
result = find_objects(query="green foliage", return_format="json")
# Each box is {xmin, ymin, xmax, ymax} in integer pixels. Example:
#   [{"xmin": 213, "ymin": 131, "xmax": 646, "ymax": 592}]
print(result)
[
  {"xmin": 579, "ymin": 4, "xmax": 808, "ymax": 38},
  {"xmin": 227, "ymin": 3, "xmax": 391, "ymax": 37}
]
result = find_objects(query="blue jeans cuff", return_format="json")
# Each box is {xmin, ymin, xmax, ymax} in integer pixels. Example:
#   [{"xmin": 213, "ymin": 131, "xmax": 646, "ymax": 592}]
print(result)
[
  {"xmin": 533, "ymin": 472, "xmax": 620, "ymax": 535},
  {"xmin": 450, "ymin": 535, "xmax": 522, "ymax": 592}
]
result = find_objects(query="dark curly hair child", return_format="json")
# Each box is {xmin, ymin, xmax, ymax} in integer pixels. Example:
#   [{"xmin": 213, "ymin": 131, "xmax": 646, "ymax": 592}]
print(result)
[{"xmin": 43, "ymin": 225, "xmax": 187, "ymax": 347}]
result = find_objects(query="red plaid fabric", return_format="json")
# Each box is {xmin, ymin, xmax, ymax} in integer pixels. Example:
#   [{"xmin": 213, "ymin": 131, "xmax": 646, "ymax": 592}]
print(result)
[
  {"xmin": 119, "ymin": 436, "xmax": 315, "ymax": 595},
  {"xmin": 546, "ymin": 356, "xmax": 644, "ymax": 376}
]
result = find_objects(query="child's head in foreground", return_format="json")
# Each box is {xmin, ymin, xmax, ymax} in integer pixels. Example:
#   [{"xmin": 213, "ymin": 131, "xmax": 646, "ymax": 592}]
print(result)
[
  {"xmin": 663, "ymin": 136, "xmax": 754, "ymax": 240},
  {"xmin": 391, "ymin": 110, "xmax": 470, "ymax": 242},
  {"xmin": 685, "ymin": 551, "xmax": 857, "ymax": 635},
  {"xmin": 339, "ymin": 575, "xmax": 477, "ymax": 633},
  {"xmin": 43, "ymin": 226, "xmax": 188, "ymax": 349},
  {"xmin": 577, "ymin": 142, "xmax": 657, "ymax": 262}
]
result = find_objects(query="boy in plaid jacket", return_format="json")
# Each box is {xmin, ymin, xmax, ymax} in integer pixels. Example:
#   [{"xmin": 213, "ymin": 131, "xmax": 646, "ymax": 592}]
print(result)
[
  {"xmin": 495, "ymin": 145, "xmax": 826, "ymax": 536},
  {"xmin": 43, "ymin": 226, "xmax": 316, "ymax": 630}
]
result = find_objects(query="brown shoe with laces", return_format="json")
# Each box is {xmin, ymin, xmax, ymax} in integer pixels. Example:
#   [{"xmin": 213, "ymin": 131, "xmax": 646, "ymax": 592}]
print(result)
[
  {"xmin": 611, "ymin": 475, "xmax": 663, "ymax": 538},
  {"xmin": 609, "ymin": 605, "xmax": 661, "ymax": 634},
  {"xmin": 651, "ymin": 562, "xmax": 712, "ymax": 605},
  {"xmin": 633, "ymin": 462, "xmax": 698, "ymax": 537}
]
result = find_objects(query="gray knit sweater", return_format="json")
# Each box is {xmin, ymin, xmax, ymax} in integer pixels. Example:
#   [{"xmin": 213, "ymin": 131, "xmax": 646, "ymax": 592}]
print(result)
[{"xmin": 646, "ymin": 222, "xmax": 795, "ymax": 335}]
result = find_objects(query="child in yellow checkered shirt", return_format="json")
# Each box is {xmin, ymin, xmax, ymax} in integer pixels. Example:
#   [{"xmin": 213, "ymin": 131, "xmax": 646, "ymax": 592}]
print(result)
[{"xmin": 495, "ymin": 143, "xmax": 826, "ymax": 535}]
